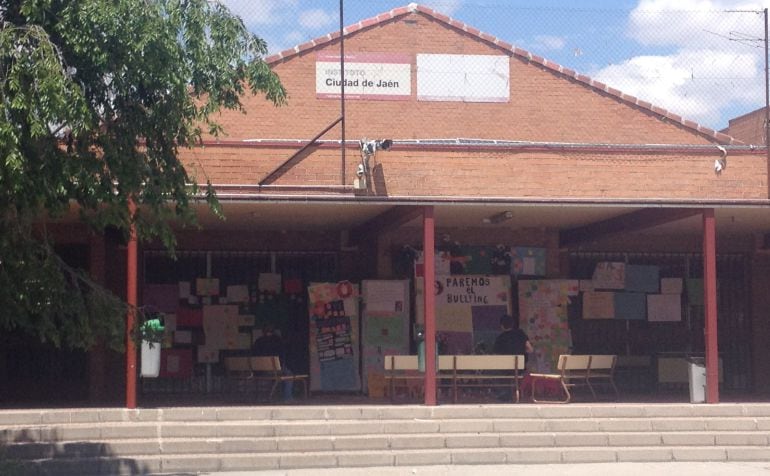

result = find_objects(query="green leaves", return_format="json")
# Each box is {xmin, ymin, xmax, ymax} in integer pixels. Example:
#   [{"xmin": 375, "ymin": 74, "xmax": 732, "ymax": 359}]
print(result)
[{"xmin": 0, "ymin": 0, "xmax": 286, "ymax": 349}]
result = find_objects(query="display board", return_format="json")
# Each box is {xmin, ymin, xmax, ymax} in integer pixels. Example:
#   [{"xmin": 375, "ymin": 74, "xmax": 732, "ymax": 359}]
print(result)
[
  {"xmin": 519, "ymin": 280, "xmax": 578, "ymax": 372},
  {"xmin": 308, "ymin": 282, "xmax": 361, "ymax": 392},
  {"xmin": 416, "ymin": 275, "xmax": 512, "ymax": 355},
  {"xmin": 361, "ymin": 280, "xmax": 410, "ymax": 396}
]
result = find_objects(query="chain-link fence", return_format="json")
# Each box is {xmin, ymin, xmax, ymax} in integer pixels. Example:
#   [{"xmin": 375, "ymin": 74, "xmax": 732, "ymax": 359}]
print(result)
[{"xmin": 221, "ymin": 0, "xmax": 767, "ymax": 132}]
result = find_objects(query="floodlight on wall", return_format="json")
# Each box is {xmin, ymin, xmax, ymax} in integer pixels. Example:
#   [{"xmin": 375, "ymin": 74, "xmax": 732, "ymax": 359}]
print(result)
[
  {"xmin": 360, "ymin": 138, "xmax": 393, "ymax": 156},
  {"xmin": 355, "ymin": 138, "xmax": 393, "ymax": 190},
  {"xmin": 482, "ymin": 210, "xmax": 513, "ymax": 225}
]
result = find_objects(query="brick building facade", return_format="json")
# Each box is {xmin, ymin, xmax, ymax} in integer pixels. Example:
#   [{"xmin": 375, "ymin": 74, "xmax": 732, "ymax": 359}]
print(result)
[{"xmin": 5, "ymin": 3, "xmax": 770, "ymax": 406}]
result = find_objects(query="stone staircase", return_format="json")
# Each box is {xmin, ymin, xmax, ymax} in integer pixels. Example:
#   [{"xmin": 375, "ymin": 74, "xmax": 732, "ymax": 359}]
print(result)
[{"xmin": 2, "ymin": 403, "xmax": 770, "ymax": 475}]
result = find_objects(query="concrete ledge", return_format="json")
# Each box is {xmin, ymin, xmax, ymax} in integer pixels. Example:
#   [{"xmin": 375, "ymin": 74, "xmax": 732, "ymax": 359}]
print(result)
[
  {"xmin": 337, "ymin": 452, "xmax": 395, "ymax": 467},
  {"xmin": 389, "ymin": 434, "xmax": 446, "ymax": 449},
  {"xmin": 451, "ymin": 449, "xmax": 507, "ymax": 464},
  {"xmin": 277, "ymin": 437, "xmax": 334, "ymax": 452},
  {"xmin": 499, "ymin": 432, "xmax": 555, "ymax": 447},
  {"xmin": 394, "ymin": 450, "xmax": 451, "ymax": 466},
  {"xmin": 161, "ymin": 455, "xmax": 221, "ymax": 472},
  {"xmin": 439, "ymin": 419, "xmax": 494, "ymax": 433},
  {"xmin": 279, "ymin": 453, "xmax": 338, "ymax": 469},
  {"xmin": 726, "ymin": 447, "xmax": 770, "ymax": 461},
  {"xmin": 507, "ymin": 448, "xmax": 562, "ymax": 464},
  {"xmin": 219, "ymin": 454, "xmax": 280, "ymax": 471},
  {"xmin": 333, "ymin": 435, "xmax": 390, "ymax": 451},
  {"xmin": 561, "ymin": 448, "xmax": 617, "ymax": 463},
  {"xmin": 445, "ymin": 434, "xmax": 500, "ymax": 448},
  {"xmin": 616, "ymin": 447, "xmax": 673, "ymax": 462},
  {"xmin": 672, "ymin": 447, "xmax": 727, "ymax": 461}
]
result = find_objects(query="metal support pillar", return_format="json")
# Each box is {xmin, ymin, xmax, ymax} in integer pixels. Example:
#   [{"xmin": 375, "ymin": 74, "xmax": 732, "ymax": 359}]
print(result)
[
  {"xmin": 126, "ymin": 199, "xmax": 138, "ymax": 409},
  {"xmin": 703, "ymin": 208, "xmax": 720, "ymax": 403},
  {"xmin": 423, "ymin": 206, "xmax": 437, "ymax": 406}
]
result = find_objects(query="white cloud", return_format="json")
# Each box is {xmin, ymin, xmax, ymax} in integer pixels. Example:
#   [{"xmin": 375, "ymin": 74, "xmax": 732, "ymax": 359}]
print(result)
[
  {"xmin": 219, "ymin": 0, "xmax": 299, "ymax": 28},
  {"xmin": 629, "ymin": 0, "xmax": 770, "ymax": 47},
  {"xmin": 590, "ymin": 0, "xmax": 768, "ymax": 126},
  {"xmin": 533, "ymin": 35, "xmax": 566, "ymax": 51},
  {"xmin": 298, "ymin": 8, "xmax": 337, "ymax": 30},
  {"xmin": 423, "ymin": 0, "xmax": 464, "ymax": 16},
  {"xmin": 594, "ymin": 48, "xmax": 759, "ymax": 125}
]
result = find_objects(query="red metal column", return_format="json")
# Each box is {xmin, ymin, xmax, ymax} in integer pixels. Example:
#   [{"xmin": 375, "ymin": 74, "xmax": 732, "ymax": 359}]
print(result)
[
  {"xmin": 126, "ymin": 199, "xmax": 138, "ymax": 409},
  {"xmin": 703, "ymin": 208, "xmax": 719, "ymax": 403},
  {"xmin": 423, "ymin": 206, "xmax": 437, "ymax": 406}
]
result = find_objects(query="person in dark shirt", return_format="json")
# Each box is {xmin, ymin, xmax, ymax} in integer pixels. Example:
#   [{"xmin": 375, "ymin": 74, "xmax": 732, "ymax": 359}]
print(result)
[
  {"xmin": 493, "ymin": 313, "xmax": 533, "ymax": 358},
  {"xmin": 252, "ymin": 325, "xmax": 294, "ymax": 400},
  {"xmin": 492, "ymin": 314, "xmax": 533, "ymax": 401}
]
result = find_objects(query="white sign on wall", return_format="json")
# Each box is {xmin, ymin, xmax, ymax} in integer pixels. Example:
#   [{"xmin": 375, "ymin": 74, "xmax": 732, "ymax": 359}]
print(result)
[
  {"xmin": 316, "ymin": 53, "xmax": 412, "ymax": 100},
  {"xmin": 417, "ymin": 54, "xmax": 510, "ymax": 103}
]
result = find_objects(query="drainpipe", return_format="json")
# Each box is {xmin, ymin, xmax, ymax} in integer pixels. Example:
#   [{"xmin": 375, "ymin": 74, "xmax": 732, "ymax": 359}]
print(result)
[
  {"xmin": 126, "ymin": 198, "xmax": 138, "ymax": 409},
  {"xmin": 703, "ymin": 208, "xmax": 719, "ymax": 403},
  {"xmin": 423, "ymin": 206, "xmax": 437, "ymax": 406}
]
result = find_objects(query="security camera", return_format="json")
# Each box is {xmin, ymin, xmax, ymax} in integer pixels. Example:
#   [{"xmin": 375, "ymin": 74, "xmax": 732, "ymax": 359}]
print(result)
[
  {"xmin": 378, "ymin": 139, "xmax": 393, "ymax": 151},
  {"xmin": 356, "ymin": 163, "xmax": 366, "ymax": 177}
]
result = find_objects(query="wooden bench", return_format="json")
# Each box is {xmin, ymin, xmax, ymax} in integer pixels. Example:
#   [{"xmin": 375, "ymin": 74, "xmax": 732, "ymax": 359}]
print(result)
[
  {"xmin": 224, "ymin": 356, "xmax": 308, "ymax": 401},
  {"xmin": 443, "ymin": 355, "xmax": 526, "ymax": 403},
  {"xmin": 530, "ymin": 354, "xmax": 618, "ymax": 404},
  {"xmin": 383, "ymin": 355, "xmax": 454, "ymax": 402},
  {"xmin": 384, "ymin": 354, "xmax": 525, "ymax": 403}
]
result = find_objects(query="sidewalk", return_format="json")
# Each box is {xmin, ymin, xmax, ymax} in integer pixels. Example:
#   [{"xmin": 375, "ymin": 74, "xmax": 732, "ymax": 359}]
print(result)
[{"xmin": 202, "ymin": 462, "xmax": 770, "ymax": 476}]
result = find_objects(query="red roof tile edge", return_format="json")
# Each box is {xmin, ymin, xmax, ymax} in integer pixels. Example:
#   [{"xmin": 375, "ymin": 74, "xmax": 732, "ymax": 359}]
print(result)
[{"xmin": 263, "ymin": 2, "xmax": 740, "ymax": 145}]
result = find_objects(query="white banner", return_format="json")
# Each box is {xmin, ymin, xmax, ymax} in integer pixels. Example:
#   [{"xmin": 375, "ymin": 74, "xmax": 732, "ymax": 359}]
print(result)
[{"xmin": 316, "ymin": 53, "xmax": 411, "ymax": 100}]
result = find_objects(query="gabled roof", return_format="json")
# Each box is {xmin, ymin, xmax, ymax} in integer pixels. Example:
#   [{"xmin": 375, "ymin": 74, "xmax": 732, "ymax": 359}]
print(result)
[{"xmin": 265, "ymin": 2, "xmax": 739, "ymax": 145}]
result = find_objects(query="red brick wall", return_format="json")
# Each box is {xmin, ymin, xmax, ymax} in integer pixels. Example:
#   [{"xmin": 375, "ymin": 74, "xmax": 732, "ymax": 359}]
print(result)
[
  {"xmin": 205, "ymin": 11, "xmax": 719, "ymax": 145},
  {"xmin": 182, "ymin": 145, "xmax": 767, "ymax": 200}
]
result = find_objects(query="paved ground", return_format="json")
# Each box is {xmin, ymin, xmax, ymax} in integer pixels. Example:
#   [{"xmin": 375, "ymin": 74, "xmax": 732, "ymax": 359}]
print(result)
[{"xmin": 202, "ymin": 462, "xmax": 770, "ymax": 476}]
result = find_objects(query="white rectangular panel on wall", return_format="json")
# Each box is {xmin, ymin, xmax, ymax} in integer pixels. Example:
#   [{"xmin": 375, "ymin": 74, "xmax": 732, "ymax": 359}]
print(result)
[{"xmin": 417, "ymin": 54, "xmax": 510, "ymax": 103}]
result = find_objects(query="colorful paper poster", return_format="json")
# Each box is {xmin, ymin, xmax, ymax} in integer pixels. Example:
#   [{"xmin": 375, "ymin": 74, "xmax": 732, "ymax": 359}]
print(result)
[
  {"xmin": 687, "ymin": 279, "xmax": 704, "ymax": 305},
  {"xmin": 647, "ymin": 294, "xmax": 682, "ymax": 322},
  {"xmin": 614, "ymin": 292, "xmax": 647, "ymax": 320},
  {"xmin": 202, "ymin": 305, "xmax": 239, "ymax": 349},
  {"xmin": 364, "ymin": 280, "xmax": 406, "ymax": 313},
  {"xmin": 308, "ymin": 282, "xmax": 360, "ymax": 392},
  {"xmin": 361, "ymin": 280, "xmax": 410, "ymax": 394},
  {"xmin": 258, "ymin": 273, "xmax": 282, "ymax": 293},
  {"xmin": 661, "ymin": 277, "xmax": 684, "ymax": 294},
  {"xmin": 511, "ymin": 247, "xmax": 547, "ymax": 276},
  {"xmin": 415, "ymin": 275, "xmax": 511, "ymax": 354},
  {"xmin": 592, "ymin": 262, "xmax": 626, "ymax": 290},
  {"xmin": 226, "ymin": 285, "xmax": 249, "ymax": 303},
  {"xmin": 624, "ymin": 265, "xmax": 660, "ymax": 293},
  {"xmin": 195, "ymin": 278, "xmax": 220, "ymax": 296},
  {"xmin": 519, "ymin": 280, "xmax": 572, "ymax": 373},
  {"xmin": 582, "ymin": 291, "xmax": 615, "ymax": 320},
  {"xmin": 415, "ymin": 250, "xmax": 452, "ymax": 277}
]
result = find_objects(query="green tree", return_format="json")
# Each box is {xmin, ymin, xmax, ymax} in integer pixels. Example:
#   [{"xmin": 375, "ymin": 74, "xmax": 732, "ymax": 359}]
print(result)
[{"xmin": 0, "ymin": 0, "xmax": 286, "ymax": 350}]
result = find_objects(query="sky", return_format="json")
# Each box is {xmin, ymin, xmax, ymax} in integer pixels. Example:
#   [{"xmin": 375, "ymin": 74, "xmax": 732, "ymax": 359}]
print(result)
[{"xmin": 219, "ymin": 0, "xmax": 770, "ymax": 130}]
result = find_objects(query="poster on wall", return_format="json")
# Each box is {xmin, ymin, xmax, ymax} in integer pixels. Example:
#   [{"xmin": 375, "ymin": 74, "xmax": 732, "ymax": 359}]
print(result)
[
  {"xmin": 308, "ymin": 282, "xmax": 361, "ymax": 392},
  {"xmin": 361, "ymin": 280, "xmax": 410, "ymax": 396},
  {"xmin": 417, "ymin": 54, "xmax": 510, "ymax": 103},
  {"xmin": 519, "ymin": 280, "xmax": 577, "ymax": 372},
  {"xmin": 316, "ymin": 53, "xmax": 412, "ymax": 100},
  {"xmin": 415, "ymin": 275, "xmax": 512, "ymax": 355}
]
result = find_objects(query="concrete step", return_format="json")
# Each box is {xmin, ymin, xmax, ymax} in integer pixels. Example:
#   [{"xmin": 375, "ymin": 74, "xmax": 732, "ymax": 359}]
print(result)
[
  {"xmin": 4, "ymin": 417, "xmax": 770, "ymax": 444},
  {"xmin": 5, "ymin": 430, "xmax": 770, "ymax": 461},
  {"xmin": 4, "ymin": 404, "xmax": 770, "ymax": 427},
  {"xmin": 15, "ymin": 445, "xmax": 770, "ymax": 475},
  {"xmin": 5, "ymin": 404, "xmax": 770, "ymax": 474}
]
